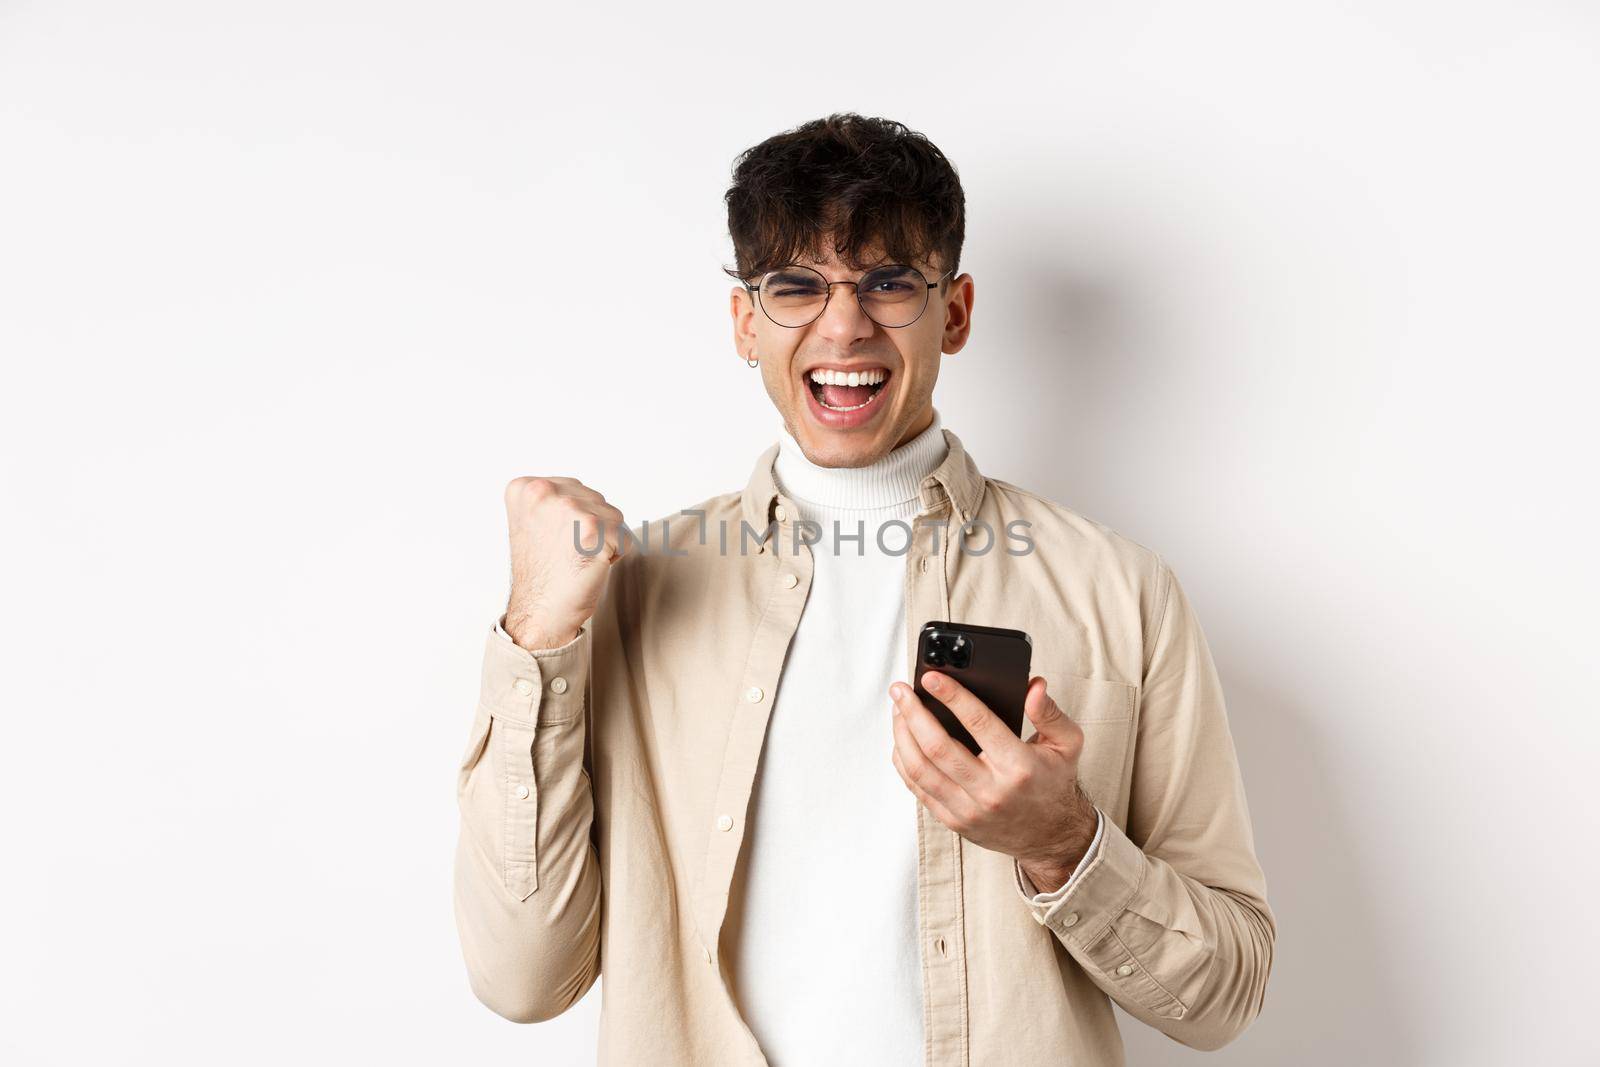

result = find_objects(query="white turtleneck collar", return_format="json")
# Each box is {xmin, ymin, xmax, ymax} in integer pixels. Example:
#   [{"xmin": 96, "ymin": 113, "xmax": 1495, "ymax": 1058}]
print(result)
[{"xmin": 773, "ymin": 408, "xmax": 948, "ymax": 520}]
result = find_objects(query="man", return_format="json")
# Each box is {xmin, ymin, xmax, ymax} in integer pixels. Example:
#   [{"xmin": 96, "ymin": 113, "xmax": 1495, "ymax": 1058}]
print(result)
[{"xmin": 453, "ymin": 113, "xmax": 1275, "ymax": 1065}]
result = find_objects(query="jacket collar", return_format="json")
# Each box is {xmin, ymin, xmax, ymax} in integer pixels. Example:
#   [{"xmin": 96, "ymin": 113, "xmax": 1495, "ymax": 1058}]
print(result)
[{"xmin": 740, "ymin": 417, "xmax": 987, "ymax": 536}]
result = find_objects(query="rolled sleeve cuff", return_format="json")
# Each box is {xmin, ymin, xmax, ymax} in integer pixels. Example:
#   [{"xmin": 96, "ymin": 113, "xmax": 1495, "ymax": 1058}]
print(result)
[
  {"xmin": 1012, "ymin": 809, "xmax": 1148, "ymax": 946},
  {"xmin": 481, "ymin": 615, "xmax": 590, "ymax": 725}
]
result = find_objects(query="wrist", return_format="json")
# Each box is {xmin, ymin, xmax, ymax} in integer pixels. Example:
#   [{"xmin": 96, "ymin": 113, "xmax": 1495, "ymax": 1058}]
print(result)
[
  {"xmin": 1019, "ymin": 857, "xmax": 1079, "ymax": 896},
  {"xmin": 1019, "ymin": 786, "xmax": 1099, "ymax": 894},
  {"xmin": 504, "ymin": 609, "xmax": 580, "ymax": 652}
]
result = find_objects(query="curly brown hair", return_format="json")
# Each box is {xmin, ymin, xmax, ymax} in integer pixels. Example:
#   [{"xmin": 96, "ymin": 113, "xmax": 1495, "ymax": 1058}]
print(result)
[{"xmin": 722, "ymin": 113, "xmax": 966, "ymax": 286}]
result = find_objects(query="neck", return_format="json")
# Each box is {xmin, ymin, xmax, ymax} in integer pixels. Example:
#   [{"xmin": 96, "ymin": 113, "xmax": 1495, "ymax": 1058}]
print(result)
[{"xmin": 774, "ymin": 409, "xmax": 948, "ymax": 515}]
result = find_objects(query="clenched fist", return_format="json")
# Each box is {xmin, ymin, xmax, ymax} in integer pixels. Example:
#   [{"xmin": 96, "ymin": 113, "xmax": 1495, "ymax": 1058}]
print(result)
[{"xmin": 502, "ymin": 476, "xmax": 628, "ymax": 652}]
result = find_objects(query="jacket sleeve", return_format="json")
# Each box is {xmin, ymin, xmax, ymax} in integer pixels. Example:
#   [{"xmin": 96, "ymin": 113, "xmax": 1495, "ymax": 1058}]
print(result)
[
  {"xmin": 1012, "ymin": 559, "xmax": 1277, "ymax": 1051},
  {"xmin": 451, "ymin": 614, "xmax": 602, "ymax": 1023}
]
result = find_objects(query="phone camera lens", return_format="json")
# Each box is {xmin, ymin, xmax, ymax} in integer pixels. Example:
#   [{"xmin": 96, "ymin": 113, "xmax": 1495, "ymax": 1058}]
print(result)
[{"xmin": 927, "ymin": 651, "xmax": 946, "ymax": 666}]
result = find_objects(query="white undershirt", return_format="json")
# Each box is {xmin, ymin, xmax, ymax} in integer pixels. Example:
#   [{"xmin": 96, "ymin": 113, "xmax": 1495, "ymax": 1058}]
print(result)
[{"xmin": 721, "ymin": 411, "xmax": 948, "ymax": 1066}]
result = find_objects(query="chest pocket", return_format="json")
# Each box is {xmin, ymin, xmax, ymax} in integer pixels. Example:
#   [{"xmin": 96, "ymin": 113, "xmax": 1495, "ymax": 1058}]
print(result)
[{"xmin": 1023, "ymin": 667, "xmax": 1139, "ymax": 811}]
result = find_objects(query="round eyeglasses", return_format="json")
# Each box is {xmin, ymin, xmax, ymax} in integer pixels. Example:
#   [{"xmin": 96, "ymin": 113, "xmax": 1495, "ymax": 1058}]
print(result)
[{"xmin": 744, "ymin": 263, "xmax": 953, "ymax": 329}]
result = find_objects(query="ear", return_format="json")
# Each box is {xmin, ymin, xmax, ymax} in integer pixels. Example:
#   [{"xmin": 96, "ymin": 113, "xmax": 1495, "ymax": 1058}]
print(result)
[
  {"xmin": 941, "ymin": 273, "xmax": 975, "ymax": 355},
  {"xmin": 731, "ymin": 286, "xmax": 759, "ymax": 363}
]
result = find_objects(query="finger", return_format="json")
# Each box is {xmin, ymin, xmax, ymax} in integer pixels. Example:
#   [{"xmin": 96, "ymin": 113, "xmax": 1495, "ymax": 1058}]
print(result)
[
  {"xmin": 568, "ymin": 502, "xmax": 630, "ymax": 562},
  {"xmin": 890, "ymin": 690, "xmax": 982, "ymax": 820},
  {"xmin": 591, "ymin": 504, "xmax": 630, "ymax": 559},
  {"xmin": 1023, "ymin": 676, "xmax": 1080, "ymax": 747},
  {"xmin": 919, "ymin": 670, "xmax": 1025, "ymax": 765},
  {"xmin": 578, "ymin": 488, "xmax": 624, "ymax": 524},
  {"xmin": 567, "ymin": 509, "xmax": 625, "ymax": 564},
  {"xmin": 891, "ymin": 681, "xmax": 990, "ymax": 799},
  {"xmin": 891, "ymin": 744, "xmax": 965, "ymax": 830}
]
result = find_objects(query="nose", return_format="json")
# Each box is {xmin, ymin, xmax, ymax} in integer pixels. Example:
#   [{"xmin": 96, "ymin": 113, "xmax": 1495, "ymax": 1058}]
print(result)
[{"xmin": 813, "ymin": 280, "xmax": 876, "ymax": 345}]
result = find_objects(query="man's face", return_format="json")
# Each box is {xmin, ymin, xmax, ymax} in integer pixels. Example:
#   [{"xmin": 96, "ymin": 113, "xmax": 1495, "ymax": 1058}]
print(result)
[{"xmin": 730, "ymin": 238, "xmax": 974, "ymax": 469}]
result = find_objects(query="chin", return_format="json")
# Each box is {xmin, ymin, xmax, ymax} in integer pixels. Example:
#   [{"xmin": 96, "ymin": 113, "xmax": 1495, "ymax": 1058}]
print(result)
[{"xmin": 790, "ymin": 413, "xmax": 899, "ymax": 468}]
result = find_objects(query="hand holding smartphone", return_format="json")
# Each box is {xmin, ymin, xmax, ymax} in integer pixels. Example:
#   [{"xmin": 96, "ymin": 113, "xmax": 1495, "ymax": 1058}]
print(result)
[{"xmin": 912, "ymin": 620, "xmax": 1033, "ymax": 757}]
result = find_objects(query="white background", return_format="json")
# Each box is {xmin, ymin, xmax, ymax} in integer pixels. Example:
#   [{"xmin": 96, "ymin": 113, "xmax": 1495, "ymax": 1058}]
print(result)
[{"xmin": 3, "ymin": 2, "xmax": 1596, "ymax": 1064}]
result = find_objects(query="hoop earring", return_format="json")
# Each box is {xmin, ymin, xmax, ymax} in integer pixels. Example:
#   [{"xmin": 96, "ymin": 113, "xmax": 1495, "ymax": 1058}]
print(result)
[{"xmin": 747, "ymin": 356, "xmax": 759, "ymax": 368}]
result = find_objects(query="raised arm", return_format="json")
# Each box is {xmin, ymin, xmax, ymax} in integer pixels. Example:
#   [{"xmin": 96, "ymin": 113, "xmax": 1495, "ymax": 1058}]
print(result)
[{"xmin": 451, "ymin": 476, "xmax": 628, "ymax": 1023}]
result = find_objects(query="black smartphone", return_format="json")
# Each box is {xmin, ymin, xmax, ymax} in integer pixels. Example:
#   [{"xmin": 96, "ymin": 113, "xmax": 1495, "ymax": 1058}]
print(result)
[{"xmin": 912, "ymin": 620, "xmax": 1033, "ymax": 757}]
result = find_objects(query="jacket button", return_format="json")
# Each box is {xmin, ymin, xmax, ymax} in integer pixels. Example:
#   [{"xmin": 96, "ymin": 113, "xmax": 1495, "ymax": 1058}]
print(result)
[
  {"xmin": 549, "ymin": 676, "xmax": 568, "ymax": 694},
  {"xmin": 781, "ymin": 572, "xmax": 798, "ymax": 588},
  {"xmin": 512, "ymin": 678, "xmax": 534, "ymax": 696},
  {"xmin": 774, "ymin": 505, "xmax": 787, "ymax": 522},
  {"xmin": 716, "ymin": 814, "xmax": 733, "ymax": 831},
  {"xmin": 1115, "ymin": 963, "xmax": 1135, "ymax": 977},
  {"xmin": 1061, "ymin": 912, "xmax": 1080, "ymax": 927},
  {"xmin": 745, "ymin": 686, "xmax": 764, "ymax": 703}
]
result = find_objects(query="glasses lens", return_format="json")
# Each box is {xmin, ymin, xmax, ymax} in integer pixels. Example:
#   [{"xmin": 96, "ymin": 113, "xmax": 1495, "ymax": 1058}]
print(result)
[
  {"xmin": 758, "ymin": 266, "xmax": 829, "ymax": 327},
  {"xmin": 857, "ymin": 265, "xmax": 928, "ymax": 327}
]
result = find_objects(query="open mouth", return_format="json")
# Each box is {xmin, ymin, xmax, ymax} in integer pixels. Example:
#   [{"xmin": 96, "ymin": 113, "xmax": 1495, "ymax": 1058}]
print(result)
[{"xmin": 806, "ymin": 366, "xmax": 891, "ymax": 413}]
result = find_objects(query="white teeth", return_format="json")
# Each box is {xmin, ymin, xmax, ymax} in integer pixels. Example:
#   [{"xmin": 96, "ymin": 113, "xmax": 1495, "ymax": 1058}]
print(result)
[
  {"xmin": 807, "ymin": 367, "xmax": 890, "ymax": 410},
  {"xmin": 808, "ymin": 367, "xmax": 887, "ymax": 387}
]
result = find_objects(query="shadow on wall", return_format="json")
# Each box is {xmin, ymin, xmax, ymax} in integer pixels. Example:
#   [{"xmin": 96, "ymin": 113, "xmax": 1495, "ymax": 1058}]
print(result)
[
  {"xmin": 996, "ymin": 266, "xmax": 1419, "ymax": 1061},
  {"xmin": 971, "ymin": 254, "xmax": 1171, "ymax": 508}
]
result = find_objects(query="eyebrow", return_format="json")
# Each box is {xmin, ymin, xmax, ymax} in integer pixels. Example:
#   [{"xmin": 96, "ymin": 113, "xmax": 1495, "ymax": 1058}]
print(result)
[{"xmin": 799, "ymin": 255, "xmax": 899, "ymax": 271}]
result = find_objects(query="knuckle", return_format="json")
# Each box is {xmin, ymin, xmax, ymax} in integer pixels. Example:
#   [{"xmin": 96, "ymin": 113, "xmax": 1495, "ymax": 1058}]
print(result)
[{"xmin": 516, "ymin": 476, "xmax": 556, "ymax": 504}]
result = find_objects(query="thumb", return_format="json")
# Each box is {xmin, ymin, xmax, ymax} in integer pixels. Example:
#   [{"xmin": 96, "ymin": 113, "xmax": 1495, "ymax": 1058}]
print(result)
[{"xmin": 1023, "ymin": 676, "xmax": 1074, "ymax": 744}]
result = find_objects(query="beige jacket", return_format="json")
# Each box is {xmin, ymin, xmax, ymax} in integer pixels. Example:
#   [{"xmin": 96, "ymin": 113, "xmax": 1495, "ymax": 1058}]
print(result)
[{"xmin": 453, "ymin": 426, "xmax": 1275, "ymax": 1065}]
